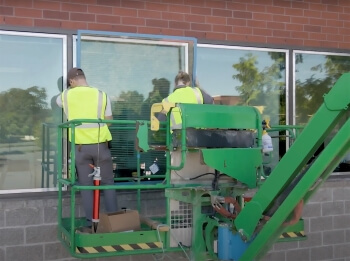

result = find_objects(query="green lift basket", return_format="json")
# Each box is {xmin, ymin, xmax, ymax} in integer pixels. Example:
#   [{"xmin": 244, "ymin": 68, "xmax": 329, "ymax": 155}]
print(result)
[{"xmin": 54, "ymin": 73, "xmax": 350, "ymax": 260}]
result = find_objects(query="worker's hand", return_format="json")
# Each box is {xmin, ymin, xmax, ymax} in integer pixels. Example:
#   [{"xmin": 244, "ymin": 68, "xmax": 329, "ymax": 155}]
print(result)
[{"xmin": 88, "ymin": 165, "xmax": 101, "ymax": 178}]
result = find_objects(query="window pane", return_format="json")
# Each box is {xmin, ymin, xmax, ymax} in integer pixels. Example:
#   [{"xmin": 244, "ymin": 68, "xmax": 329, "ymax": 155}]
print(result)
[
  {"xmin": 0, "ymin": 32, "xmax": 65, "ymax": 191},
  {"xmin": 197, "ymin": 45, "xmax": 287, "ymax": 168},
  {"xmin": 294, "ymin": 52, "xmax": 350, "ymax": 172},
  {"xmin": 79, "ymin": 36, "xmax": 188, "ymax": 177}
]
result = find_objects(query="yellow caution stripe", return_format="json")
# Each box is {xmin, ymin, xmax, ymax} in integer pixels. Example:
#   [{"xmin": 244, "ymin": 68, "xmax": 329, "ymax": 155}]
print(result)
[
  {"xmin": 279, "ymin": 231, "xmax": 305, "ymax": 239},
  {"xmin": 76, "ymin": 242, "xmax": 162, "ymax": 253}
]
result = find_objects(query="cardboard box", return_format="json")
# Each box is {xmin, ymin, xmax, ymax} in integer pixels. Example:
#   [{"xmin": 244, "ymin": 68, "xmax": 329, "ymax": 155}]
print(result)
[{"xmin": 97, "ymin": 210, "xmax": 140, "ymax": 233}]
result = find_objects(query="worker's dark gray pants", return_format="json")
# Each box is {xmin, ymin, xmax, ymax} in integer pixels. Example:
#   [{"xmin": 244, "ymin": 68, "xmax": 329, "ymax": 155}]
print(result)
[{"xmin": 75, "ymin": 143, "xmax": 118, "ymax": 226}]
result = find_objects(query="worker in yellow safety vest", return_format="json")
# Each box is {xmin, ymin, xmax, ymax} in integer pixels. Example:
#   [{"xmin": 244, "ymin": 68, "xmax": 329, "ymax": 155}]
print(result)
[
  {"xmin": 56, "ymin": 67, "xmax": 118, "ymax": 230},
  {"xmin": 159, "ymin": 71, "xmax": 214, "ymax": 181},
  {"xmin": 161, "ymin": 71, "xmax": 213, "ymax": 130}
]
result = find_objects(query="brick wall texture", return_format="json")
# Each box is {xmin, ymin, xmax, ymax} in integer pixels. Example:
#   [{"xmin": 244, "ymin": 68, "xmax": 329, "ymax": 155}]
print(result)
[{"xmin": 0, "ymin": 0, "xmax": 349, "ymax": 50}]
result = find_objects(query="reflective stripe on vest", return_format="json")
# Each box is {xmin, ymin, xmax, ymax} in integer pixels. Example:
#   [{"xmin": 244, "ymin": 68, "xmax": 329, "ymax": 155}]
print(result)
[
  {"xmin": 62, "ymin": 87, "xmax": 112, "ymax": 144},
  {"xmin": 191, "ymin": 87, "xmax": 203, "ymax": 104},
  {"xmin": 97, "ymin": 90, "xmax": 103, "ymax": 118}
]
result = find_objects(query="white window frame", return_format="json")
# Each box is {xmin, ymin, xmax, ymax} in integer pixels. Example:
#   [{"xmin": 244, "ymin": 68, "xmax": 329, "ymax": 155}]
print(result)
[{"xmin": 0, "ymin": 30, "xmax": 67, "ymax": 194}]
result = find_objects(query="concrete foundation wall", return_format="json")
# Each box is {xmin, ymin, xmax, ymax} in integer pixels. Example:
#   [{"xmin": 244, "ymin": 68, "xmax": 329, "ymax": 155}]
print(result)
[
  {"xmin": 263, "ymin": 178, "xmax": 350, "ymax": 261},
  {"xmin": 1, "ymin": 179, "xmax": 350, "ymax": 261}
]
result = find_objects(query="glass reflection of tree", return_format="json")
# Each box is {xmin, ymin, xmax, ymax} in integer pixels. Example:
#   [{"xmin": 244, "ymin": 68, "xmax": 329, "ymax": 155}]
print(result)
[
  {"xmin": 232, "ymin": 53, "xmax": 285, "ymax": 126},
  {"xmin": 110, "ymin": 78, "xmax": 170, "ymax": 121},
  {"xmin": 0, "ymin": 87, "xmax": 49, "ymax": 146},
  {"xmin": 232, "ymin": 52, "xmax": 286, "ymax": 164},
  {"xmin": 296, "ymin": 55, "xmax": 350, "ymax": 172},
  {"xmin": 139, "ymin": 78, "xmax": 170, "ymax": 178},
  {"xmin": 140, "ymin": 78, "xmax": 170, "ymax": 120},
  {"xmin": 113, "ymin": 90, "xmax": 144, "ymax": 120},
  {"xmin": 296, "ymin": 55, "xmax": 350, "ymax": 125},
  {"xmin": 110, "ymin": 90, "xmax": 144, "ymax": 177},
  {"xmin": 110, "ymin": 78, "xmax": 170, "ymax": 177},
  {"xmin": 0, "ymin": 86, "xmax": 48, "ymax": 192}
]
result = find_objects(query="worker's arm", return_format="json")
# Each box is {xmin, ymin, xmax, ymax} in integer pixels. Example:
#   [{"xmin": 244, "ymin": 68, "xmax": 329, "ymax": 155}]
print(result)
[
  {"xmin": 199, "ymin": 88, "xmax": 214, "ymax": 104},
  {"xmin": 56, "ymin": 93, "xmax": 63, "ymax": 108},
  {"xmin": 105, "ymin": 115, "xmax": 113, "ymax": 126},
  {"xmin": 283, "ymin": 199, "xmax": 304, "ymax": 227},
  {"xmin": 105, "ymin": 95, "xmax": 113, "ymax": 126}
]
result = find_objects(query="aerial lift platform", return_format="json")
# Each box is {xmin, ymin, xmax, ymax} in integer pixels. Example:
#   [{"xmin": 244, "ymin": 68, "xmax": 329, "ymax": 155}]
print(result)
[{"xmin": 55, "ymin": 73, "xmax": 350, "ymax": 260}]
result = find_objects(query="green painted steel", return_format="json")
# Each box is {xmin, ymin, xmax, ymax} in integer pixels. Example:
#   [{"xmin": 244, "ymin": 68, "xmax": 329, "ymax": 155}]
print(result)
[
  {"xmin": 240, "ymin": 118, "xmax": 350, "ymax": 260},
  {"xmin": 178, "ymin": 103, "xmax": 262, "ymax": 130},
  {"xmin": 172, "ymin": 103, "xmax": 263, "ymax": 185},
  {"xmin": 201, "ymin": 148, "xmax": 263, "ymax": 188},
  {"xmin": 135, "ymin": 121, "xmax": 150, "ymax": 152},
  {"xmin": 165, "ymin": 187, "xmax": 219, "ymax": 261},
  {"xmin": 237, "ymin": 73, "xmax": 350, "ymax": 260},
  {"xmin": 56, "ymin": 119, "xmax": 181, "ymax": 259},
  {"xmin": 54, "ymin": 73, "xmax": 350, "ymax": 261}
]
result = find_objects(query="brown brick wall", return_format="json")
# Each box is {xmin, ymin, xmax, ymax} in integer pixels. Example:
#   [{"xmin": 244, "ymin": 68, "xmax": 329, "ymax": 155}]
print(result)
[{"xmin": 0, "ymin": 0, "xmax": 349, "ymax": 49}]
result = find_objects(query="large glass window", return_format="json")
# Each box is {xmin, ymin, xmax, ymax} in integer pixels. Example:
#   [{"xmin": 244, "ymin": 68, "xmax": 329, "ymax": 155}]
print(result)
[
  {"xmin": 77, "ymin": 33, "xmax": 193, "ymax": 178},
  {"xmin": 197, "ymin": 44, "xmax": 288, "ymax": 168},
  {"xmin": 0, "ymin": 31, "xmax": 66, "ymax": 192},
  {"xmin": 294, "ymin": 51, "xmax": 350, "ymax": 173}
]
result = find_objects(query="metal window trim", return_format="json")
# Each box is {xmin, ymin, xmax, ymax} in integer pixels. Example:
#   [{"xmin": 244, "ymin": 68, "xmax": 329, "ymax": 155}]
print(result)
[
  {"xmin": 78, "ymin": 34, "xmax": 190, "ymax": 75},
  {"xmin": 76, "ymin": 30, "xmax": 197, "ymax": 80}
]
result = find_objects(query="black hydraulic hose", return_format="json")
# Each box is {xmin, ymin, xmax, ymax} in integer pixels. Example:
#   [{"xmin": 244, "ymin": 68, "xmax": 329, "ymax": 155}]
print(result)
[
  {"xmin": 264, "ymin": 159, "xmax": 315, "ymax": 217},
  {"xmin": 212, "ymin": 170, "xmax": 220, "ymax": 190},
  {"xmin": 189, "ymin": 172, "xmax": 215, "ymax": 180}
]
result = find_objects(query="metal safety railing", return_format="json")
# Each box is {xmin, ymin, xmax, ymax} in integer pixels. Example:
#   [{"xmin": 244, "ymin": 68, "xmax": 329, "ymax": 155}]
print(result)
[
  {"xmin": 41, "ymin": 123, "xmax": 58, "ymax": 188},
  {"xmin": 55, "ymin": 118, "xmax": 179, "ymax": 259}
]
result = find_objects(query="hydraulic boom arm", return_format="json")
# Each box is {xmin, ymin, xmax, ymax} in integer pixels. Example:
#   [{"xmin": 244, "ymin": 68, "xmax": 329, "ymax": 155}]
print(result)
[{"xmin": 235, "ymin": 73, "xmax": 350, "ymax": 260}]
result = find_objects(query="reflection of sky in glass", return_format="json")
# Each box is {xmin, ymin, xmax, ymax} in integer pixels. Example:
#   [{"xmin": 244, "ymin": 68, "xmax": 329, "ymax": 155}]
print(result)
[
  {"xmin": 295, "ymin": 53, "xmax": 327, "ymax": 83},
  {"xmin": 294, "ymin": 52, "xmax": 350, "ymax": 163},
  {"xmin": 197, "ymin": 45, "xmax": 287, "ymax": 169},
  {"xmin": 80, "ymin": 40, "xmax": 185, "ymax": 100},
  {"xmin": 0, "ymin": 33, "xmax": 64, "ymax": 190},
  {"xmin": 294, "ymin": 52, "xmax": 350, "ymax": 125},
  {"xmin": 197, "ymin": 46, "xmax": 285, "ymax": 97},
  {"xmin": 295, "ymin": 52, "xmax": 350, "ymax": 84},
  {"xmin": 0, "ymin": 34, "xmax": 64, "ymax": 105}
]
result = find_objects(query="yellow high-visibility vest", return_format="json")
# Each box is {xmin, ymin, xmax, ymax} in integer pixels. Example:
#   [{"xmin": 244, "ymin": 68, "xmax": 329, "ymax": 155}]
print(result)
[
  {"xmin": 61, "ymin": 86, "xmax": 112, "ymax": 144},
  {"xmin": 162, "ymin": 86, "xmax": 203, "ymax": 130}
]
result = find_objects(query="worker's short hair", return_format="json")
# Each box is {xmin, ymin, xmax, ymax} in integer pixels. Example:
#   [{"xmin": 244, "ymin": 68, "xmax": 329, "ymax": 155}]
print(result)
[
  {"xmin": 175, "ymin": 71, "xmax": 191, "ymax": 86},
  {"xmin": 67, "ymin": 67, "xmax": 85, "ymax": 87}
]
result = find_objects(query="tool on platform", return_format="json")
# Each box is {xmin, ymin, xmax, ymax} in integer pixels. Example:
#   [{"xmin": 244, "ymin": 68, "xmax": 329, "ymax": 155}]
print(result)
[{"xmin": 88, "ymin": 164, "xmax": 101, "ymax": 233}]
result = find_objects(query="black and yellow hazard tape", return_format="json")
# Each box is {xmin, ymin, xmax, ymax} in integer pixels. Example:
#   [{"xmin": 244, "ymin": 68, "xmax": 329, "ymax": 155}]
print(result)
[
  {"xmin": 76, "ymin": 242, "xmax": 163, "ymax": 254},
  {"xmin": 279, "ymin": 231, "xmax": 306, "ymax": 239}
]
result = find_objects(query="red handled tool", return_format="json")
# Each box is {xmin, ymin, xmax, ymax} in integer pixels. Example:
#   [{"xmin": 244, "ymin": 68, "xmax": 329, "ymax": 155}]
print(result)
[{"xmin": 88, "ymin": 164, "xmax": 101, "ymax": 233}]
